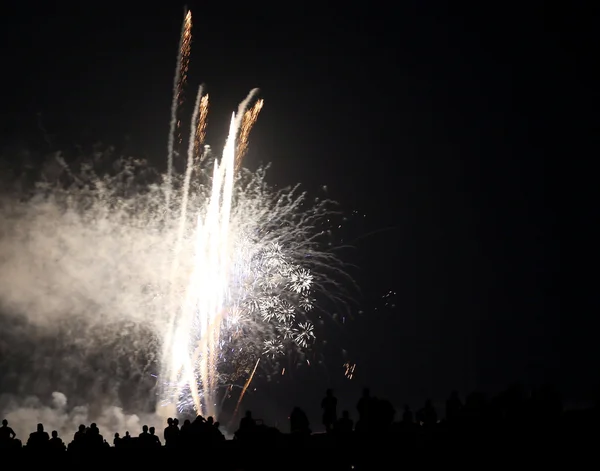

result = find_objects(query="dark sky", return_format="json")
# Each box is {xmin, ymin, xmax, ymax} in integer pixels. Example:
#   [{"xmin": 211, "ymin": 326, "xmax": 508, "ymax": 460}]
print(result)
[{"xmin": 0, "ymin": 1, "xmax": 597, "ymax": 425}]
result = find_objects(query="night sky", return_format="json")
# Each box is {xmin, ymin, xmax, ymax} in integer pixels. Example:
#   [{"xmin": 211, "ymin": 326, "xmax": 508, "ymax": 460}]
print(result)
[{"xmin": 0, "ymin": 2, "xmax": 597, "ymax": 426}]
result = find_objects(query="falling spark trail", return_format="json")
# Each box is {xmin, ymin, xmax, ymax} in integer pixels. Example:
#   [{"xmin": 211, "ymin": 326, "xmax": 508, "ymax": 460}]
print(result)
[{"xmin": 231, "ymin": 357, "xmax": 261, "ymax": 424}]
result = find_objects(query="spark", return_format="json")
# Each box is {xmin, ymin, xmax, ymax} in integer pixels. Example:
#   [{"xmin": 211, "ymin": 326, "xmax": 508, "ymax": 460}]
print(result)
[
  {"xmin": 194, "ymin": 94, "xmax": 210, "ymax": 165},
  {"xmin": 177, "ymin": 10, "xmax": 193, "ymax": 146},
  {"xmin": 235, "ymin": 99, "xmax": 264, "ymax": 171},
  {"xmin": 344, "ymin": 362, "xmax": 356, "ymax": 380},
  {"xmin": 180, "ymin": 11, "xmax": 193, "ymax": 91},
  {"xmin": 232, "ymin": 357, "xmax": 261, "ymax": 423},
  {"xmin": 166, "ymin": 9, "xmax": 193, "ymax": 211}
]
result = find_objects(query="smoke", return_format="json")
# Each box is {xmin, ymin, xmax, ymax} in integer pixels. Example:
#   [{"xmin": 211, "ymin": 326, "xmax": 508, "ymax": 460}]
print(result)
[
  {"xmin": 0, "ymin": 191, "xmax": 173, "ymax": 329},
  {"xmin": 0, "ymin": 391, "xmax": 162, "ymax": 443},
  {"xmin": 0, "ymin": 162, "xmax": 166, "ymax": 413}
]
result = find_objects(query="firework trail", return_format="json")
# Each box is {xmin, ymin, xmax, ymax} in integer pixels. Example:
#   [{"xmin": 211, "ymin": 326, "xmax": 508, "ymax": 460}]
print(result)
[
  {"xmin": 236, "ymin": 99, "xmax": 264, "ymax": 171},
  {"xmin": 176, "ymin": 10, "xmax": 193, "ymax": 150},
  {"xmin": 180, "ymin": 85, "xmax": 204, "ymax": 236},
  {"xmin": 166, "ymin": 8, "xmax": 192, "ymax": 212},
  {"xmin": 172, "ymin": 85, "xmax": 205, "ymax": 291},
  {"xmin": 231, "ymin": 357, "xmax": 260, "ymax": 423},
  {"xmin": 193, "ymin": 94, "xmax": 210, "ymax": 166},
  {"xmin": 160, "ymin": 85, "xmax": 205, "ymax": 417},
  {"xmin": 162, "ymin": 10, "xmax": 193, "ymax": 398}
]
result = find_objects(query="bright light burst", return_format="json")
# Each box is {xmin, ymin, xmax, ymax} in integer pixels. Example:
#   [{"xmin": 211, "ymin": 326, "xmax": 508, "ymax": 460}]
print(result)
[
  {"xmin": 0, "ymin": 9, "xmax": 348, "ymax": 421},
  {"xmin": 156, "ymin": 10, "xmax": 348, "ymax": 418},
  {"xmin": 159, "ymin": 153, "xmax": 338, "ymax": 417}
]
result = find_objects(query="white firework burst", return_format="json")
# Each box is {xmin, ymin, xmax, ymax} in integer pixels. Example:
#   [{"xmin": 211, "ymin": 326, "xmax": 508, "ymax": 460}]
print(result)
[
  {"xmin": 294, "ymin": 322, "xmax": 316, "ymax": 348},
  {"xmin": 290, "ymin": 268, "xmax": 313, "ymax": 293},
  {"xmin": 263, "ymin": 339, "xmax": 284, "ymax": 359},
  {"xmin": 0, "ymin": 9, "xmax": 351, "ymax": 420}
]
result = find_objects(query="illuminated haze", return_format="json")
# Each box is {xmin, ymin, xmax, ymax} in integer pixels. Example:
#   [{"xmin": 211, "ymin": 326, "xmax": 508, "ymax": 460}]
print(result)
[{"xmin": 0, "ymin": 9, "xmax": 347, "ymax": 438}]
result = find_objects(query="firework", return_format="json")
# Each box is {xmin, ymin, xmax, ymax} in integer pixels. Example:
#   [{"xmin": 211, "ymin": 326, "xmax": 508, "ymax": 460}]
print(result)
[
  {"xmin": 158, "ymin": 11, "xmax": 322, "ymax": 417},
  {"xmin": 344, "ymin": 362, "xmax": 356, "ymax": 380},
  {"xmin": 232, "ymin": 357, "xmax": 260, "ymax": 421},
  {"xmin": 0, "ymin": 8, "xmax": 347, "ymax": 421},
  {"xmin": 160, "ymin": 111, "xmax": 331, "ymax": 416},
  {"xmin": 193, "ymin": 94, "xmax": 210, "ymax": 165},
  {"xmin": 236, "ymin": 99, "xmax": 264, "ymax": 171},
  {"xmin": 166, "ymin": 8, "xmax": 193, "ymax": 211}
]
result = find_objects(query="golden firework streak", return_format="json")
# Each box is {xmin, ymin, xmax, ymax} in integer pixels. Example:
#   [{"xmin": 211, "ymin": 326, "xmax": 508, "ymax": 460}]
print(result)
[
  {"xmin": 166, "ymin": 9, "xmax": 193, "ymax": 212},
  {"xmin": 176, "ymin": 10, "xmax": 193, "ymax": 148},
  {"xmin": 194, "ymin": 94, "xmax": 210, "ymax": 164},
  {"xmin": 235, "ymin": 99, "xmax": 264, "ymax": 171},
  {"xmin": 231, "ymin": 357, "xmax": 261, "ymax": 424}
]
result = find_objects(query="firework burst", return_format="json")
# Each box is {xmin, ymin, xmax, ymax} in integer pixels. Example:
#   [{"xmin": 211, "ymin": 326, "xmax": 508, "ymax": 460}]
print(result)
[
  {"xmin": 0, "ymin": 8, "xmax": 349, "ymax": 421},
  {"xmin": 156, "ymin": 10, "xmax": 349, "ymax": 418}
]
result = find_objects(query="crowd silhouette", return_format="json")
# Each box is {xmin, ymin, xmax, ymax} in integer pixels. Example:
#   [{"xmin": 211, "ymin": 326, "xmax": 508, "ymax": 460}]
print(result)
[{"xmin": 1, "ymin": 383, "xmax": 597, "ymax": 468}]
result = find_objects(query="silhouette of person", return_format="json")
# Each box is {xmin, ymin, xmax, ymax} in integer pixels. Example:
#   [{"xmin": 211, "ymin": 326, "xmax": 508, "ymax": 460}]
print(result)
[
  {"xmin": 191, "ymin": 415, "xmax": 207, "ymax": 439},
  {"xmin": 88, "ymin": 422, "xmax": 103, "ymax": 447},
  {"xmin": 164, "ymin": 418, "xmax": 172, "ymax": 440},
  {"xmin": 374, "ymin": 398, "xmax": 396, "ymax": 429},
  {"xmin": 417, "ymin": 399, "xmax": 437, "ymax": 427},
  {"xmin": 122, "ymin": 430, "xmax": 132, "ymax": 448},
  {"xmin": 290, "ymin": 407, "xmax": 311, "ymax": 435},
  {"xmin": 446, "ymin": 390, "xmax": 462, "ymax": 422},
  {"xmin": 356, "ymin": 388, "xmax": 372, "ymax": 431},
  {"xmin": 321, "ymin": 389, "xmax": 338, "ymax": 433},
  {"xmin": 27, "ymin": 423, "xmax": 50, "ymax": 449},
  {"xmin": 149, "ymin": 426, "xmax": 161, "ymax": 447},
  {"xmin": 179, "ymin": 419, "xmax": 192, "ymax": 446},
  {"xmin": 49, "ymin": 430, "xmax": 65, "ymax": 451},
  {"xmin": 402, "ymin": 405, "xmax": 414, "ymax": 424},
  {"xmin": 73, "ymin": 424, "xmax": 85, "ymax": 442},
  {"xmin": 139, "ymin": 424, "xmax": 152, "ymax": 448},
  {"xmin": 240, "ymin": 411, "xmax": 256, "ymax": 431},
  {"xmin": 212, "ymin": 421, "xmax": 225, "ymax": 441},
  {"xmin": 164, "ymin": 417, "xmax": 179, "ymax": 447},
  {"xmin": 334, "ymin": 410, "xmax": 353, "ymax": 433},
  {"xmin": 139, "ymin": 424, "xmax": 149, "ymax": 437},
  {"xmin": 0, "ymin": 419, "xmax": 16, "ymax": 442}
]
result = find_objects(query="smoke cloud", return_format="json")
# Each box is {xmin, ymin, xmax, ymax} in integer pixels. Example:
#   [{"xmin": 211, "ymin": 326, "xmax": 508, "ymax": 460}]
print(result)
[
  {"xmin": 0, "ymin": 160, "xmax": 168, "ymax": 422},
  {"xmin": 0, "ymin": 391, "xmax": 162, "ymax": 443}
]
